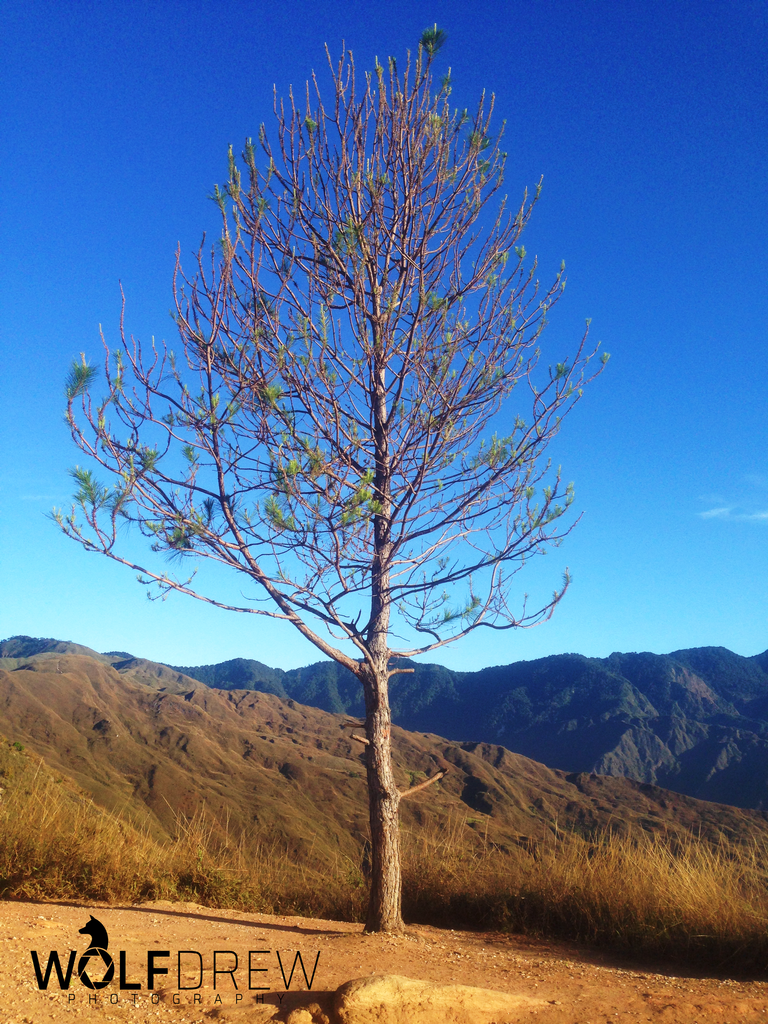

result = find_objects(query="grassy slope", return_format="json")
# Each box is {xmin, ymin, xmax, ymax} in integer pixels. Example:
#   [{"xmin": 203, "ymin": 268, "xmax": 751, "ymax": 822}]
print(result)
[
  {"xmin": 2, "ymin": 731, "xmax": 768, "ymax": 976},
  {"xmin": 3, "ymin": 646, "xmax": 768, "ymax": 973},
  {"xmin": 2, "ymin": 652, "xmax": 768, "ymax": 857}
]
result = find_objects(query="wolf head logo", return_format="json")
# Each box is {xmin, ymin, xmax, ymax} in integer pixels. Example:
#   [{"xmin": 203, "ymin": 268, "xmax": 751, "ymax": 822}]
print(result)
[
  {"xmin": 78, "ymin": 915, "xmax": 109, "ymax": 954},
  {"xmin": 77, "ymin": 916, "xmax": 113, "ymax": 990}
]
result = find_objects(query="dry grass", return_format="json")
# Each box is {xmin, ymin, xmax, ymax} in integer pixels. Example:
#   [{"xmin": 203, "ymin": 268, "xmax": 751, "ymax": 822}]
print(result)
[
  {"xmin": 0, "ymin": 740, "xmax": 365, "ymax": 920},
  {"xmin": 401, "ymin": 813, "xmax": 768, "ymax": 974},
  {"xmin": 2, "ymin": 740, "xmax": 767, "ymax": 975}
]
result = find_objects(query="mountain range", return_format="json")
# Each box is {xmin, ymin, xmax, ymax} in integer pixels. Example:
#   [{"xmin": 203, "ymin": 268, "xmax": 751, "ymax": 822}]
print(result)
[
  {"xmin": 2, "ymin": 635, "xmax": 768, "ymax": 829},
  {"xmin": 165, "ymin": 642, "xmax": 768, "ymax": 810},
  {"xmin": 3, "ymin": 636, "xmax": 768, "ymax": 865}
]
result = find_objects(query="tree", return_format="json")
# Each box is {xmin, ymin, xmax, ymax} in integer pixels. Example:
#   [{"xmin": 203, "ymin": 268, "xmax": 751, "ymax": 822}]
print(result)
[{"xmin": 56, "ymin": 30, "xmax": 608, "ymax": 933}]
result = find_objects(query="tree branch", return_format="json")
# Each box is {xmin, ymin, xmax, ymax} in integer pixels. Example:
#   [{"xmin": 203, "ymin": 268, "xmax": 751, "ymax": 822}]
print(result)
[{"xmin": 398, "ymin": 769, "xmax": 448, "ymax": 800}]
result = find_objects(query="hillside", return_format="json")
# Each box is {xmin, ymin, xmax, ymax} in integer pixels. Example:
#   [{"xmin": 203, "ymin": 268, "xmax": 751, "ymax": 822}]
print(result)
[
  {"xmin": 167, "ymin": 645, "xmax": 768, "ymax": 810},
  {"xmin": 2, "ymin": 643, "xmax": 768, "ymax": 864},
  {"xmin": 5, "ymin": 635, "xmax": 768, "ymax": 810}
]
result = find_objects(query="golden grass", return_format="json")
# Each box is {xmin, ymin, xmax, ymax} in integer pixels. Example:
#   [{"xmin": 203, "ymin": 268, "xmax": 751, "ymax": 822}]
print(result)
[
  {"xmin": 2, "ymin": 740, "xmax": 767, "ymax": 975},
  {"xmin": 401, "ymin": 813, "xmax": 768, "ymax": 973},
  {"xmin": 0, "ymin": 740, "xmax": 366, "ymax": 920}
]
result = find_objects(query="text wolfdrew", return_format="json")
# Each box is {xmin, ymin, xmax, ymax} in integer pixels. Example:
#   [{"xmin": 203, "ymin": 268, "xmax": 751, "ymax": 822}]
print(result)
[{"xmin": 29, "ymin": 948, "xmax": 320, "ymax": 992}]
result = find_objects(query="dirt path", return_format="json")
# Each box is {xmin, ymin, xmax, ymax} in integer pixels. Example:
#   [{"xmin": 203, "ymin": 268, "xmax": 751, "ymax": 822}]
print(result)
[{"xmin": 2, "ymin": 899, "xmax": 766, "ymax": 1024}]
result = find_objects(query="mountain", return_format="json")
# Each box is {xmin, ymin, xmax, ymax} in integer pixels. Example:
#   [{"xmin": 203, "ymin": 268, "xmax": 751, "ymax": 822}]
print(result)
[
  {"xmin": 0, "ymin": 636, "xmax": 113, "ymax": 660},
  {"xmin": 172, "ymin": 656, "xmax": 289, "ymax": 697},
  {"xmin": 2, "ymin": 643, "xmax": 768, "ymax": 863},
  {"xmin": 0, "ymin": 636, "xmax": 201, "ymax": 694},
  {"xmin": 172, "ymin": 645, "xmax": 768, "ymax": 811},
  {"xmin": 5, "ymin": 635, "xmax": 768, "ymax": 812}
]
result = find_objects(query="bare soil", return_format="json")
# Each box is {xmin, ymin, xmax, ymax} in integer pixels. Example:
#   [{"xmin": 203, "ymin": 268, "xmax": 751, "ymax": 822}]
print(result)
[{"xmin": 2, "ymin": 899, "xmax": 767, "ymax": 1024}]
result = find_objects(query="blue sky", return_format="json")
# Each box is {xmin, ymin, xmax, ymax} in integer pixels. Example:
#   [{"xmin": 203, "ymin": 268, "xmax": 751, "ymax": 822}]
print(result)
[{"xmin": 1, "ymin": 0, "xmax": 766, "ymax": 672}]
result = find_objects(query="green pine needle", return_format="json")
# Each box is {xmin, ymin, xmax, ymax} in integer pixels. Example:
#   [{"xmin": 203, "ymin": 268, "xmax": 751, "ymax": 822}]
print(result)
[
  {"xmin": 65, "ymin": 355, "xmax": 98, "ymax": 400},
  {"xmin": 420, "ymin": 24, "xmax": 447, "ymax": 58}
]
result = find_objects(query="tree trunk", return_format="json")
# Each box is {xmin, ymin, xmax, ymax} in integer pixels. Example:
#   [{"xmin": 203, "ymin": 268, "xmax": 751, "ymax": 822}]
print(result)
[
  {"xmin": 363, "ymin": 314, "xmax": 402, "ymax": 932},
  {"xmin": 362, "ymin": 665, "xmax": 403, "ymax": 933}
]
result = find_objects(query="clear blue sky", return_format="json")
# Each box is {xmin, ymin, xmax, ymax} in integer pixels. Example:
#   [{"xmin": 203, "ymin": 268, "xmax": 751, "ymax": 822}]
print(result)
[{"xmin": 1, "ymin": 0, "xmax": 766, "ymax": 671}]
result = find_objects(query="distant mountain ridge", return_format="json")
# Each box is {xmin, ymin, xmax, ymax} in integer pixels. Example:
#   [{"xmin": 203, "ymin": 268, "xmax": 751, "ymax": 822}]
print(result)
[
  {"xmin": 171, "ymin": 644, "xmax": 768, "ymax": 811},
  {"xmin": 2, "ymin": 639, "xmax": 768, "ymax": 865},
  {"xmin": 4, "ymin": 635, "xmax": 768, "ymax": 810}
]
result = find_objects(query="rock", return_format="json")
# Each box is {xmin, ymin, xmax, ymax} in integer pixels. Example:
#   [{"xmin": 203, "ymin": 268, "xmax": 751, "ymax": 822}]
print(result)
[
  {"xmin": 333, "ymin": 974, "xmax": 545, "ymax": 1024},
  {"xmin": 306, "ymin": 1003, "xmax": 331, "ymax": 1024},
  {"xmin": 285, "ymin": 1010, "xmax": 314, "ymax": 1024}
]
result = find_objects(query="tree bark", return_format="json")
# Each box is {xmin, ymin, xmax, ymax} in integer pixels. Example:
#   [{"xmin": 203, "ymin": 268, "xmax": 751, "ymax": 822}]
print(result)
[
  {"xmin": 361, "ymin": 305, "xmax": 403, "ymax": 932},
  {"xmin": 362, "ymin": 665, "xmax": 403, "ymax": 933}
]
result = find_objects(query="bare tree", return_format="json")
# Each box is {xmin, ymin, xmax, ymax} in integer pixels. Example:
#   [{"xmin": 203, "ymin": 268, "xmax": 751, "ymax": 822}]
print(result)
[{"xmin": 56, "ymin": 30, "xmax": 608, "ymax": 932}]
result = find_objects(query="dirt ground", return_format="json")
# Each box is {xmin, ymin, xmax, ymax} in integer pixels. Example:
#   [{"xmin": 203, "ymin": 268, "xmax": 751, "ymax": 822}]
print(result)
[{"xmin": 2, "ymin": 899, "xmax": 767, "ymax": 1024}]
